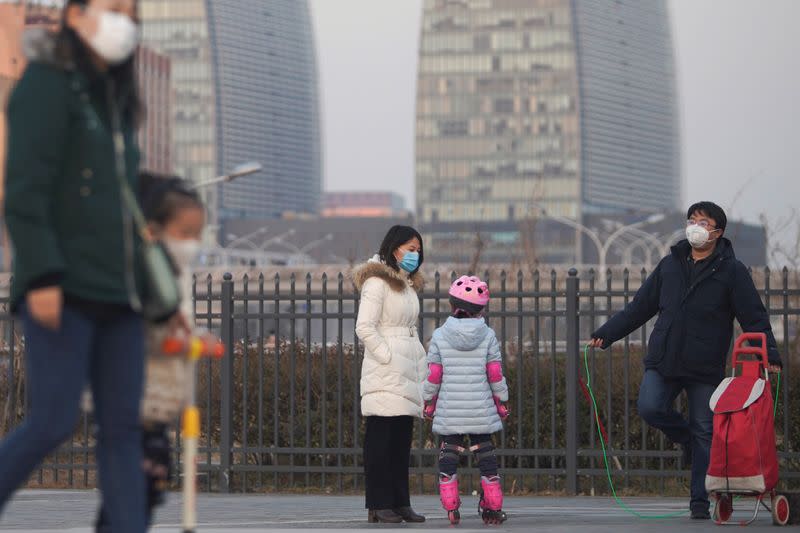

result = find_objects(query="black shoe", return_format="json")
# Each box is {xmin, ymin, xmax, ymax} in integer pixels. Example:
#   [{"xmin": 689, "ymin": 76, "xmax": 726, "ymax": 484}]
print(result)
[
  {"xmin": 690, "ymin": 505, "xmax": 710, "ymax": 520},
  {"xmin": 368, "ymin": 509, "xmax": 404, "ymax": 523},
  {"xmin": 393, "ymin": 506, "xmax": 426, "ymax": 523}
]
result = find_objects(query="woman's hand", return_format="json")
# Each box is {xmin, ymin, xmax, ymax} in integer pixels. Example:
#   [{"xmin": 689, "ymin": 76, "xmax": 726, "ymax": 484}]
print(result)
[
  {"xmin": 27, "ymin": 286, "xmax": 63, "ymax": 330},
  {"xmin": 166, "ymin": 311, "xmax": 191, "ymax": 337},
  {"xmin": 423, "ymin": 397, "xmax": 437, "ymax": 420}
]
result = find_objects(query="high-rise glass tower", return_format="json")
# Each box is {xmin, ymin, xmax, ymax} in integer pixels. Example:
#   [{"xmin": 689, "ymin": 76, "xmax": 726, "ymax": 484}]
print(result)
[
  {"xmin": 416, "ymin": 0, "xmax": 679, "ymax": 261},
  {"xmin": 140, "ymin": 0, "xmax": 322, "ymax": 221}
]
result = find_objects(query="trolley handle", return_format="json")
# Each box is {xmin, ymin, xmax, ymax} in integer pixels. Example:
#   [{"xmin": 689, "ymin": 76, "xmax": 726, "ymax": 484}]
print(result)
[{"xmin": 730, "ymin": 332, "xmax": 768, "ymax": 378}]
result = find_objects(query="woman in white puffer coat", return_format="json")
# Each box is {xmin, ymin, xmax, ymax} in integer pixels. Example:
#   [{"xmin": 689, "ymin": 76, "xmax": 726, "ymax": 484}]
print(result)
[{"xmin": 352, "ymin": 225, "xmax": 427, "ymax": 524}]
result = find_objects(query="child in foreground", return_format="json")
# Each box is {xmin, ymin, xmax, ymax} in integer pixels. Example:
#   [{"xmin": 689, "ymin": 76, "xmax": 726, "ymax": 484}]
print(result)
[{"xmin": 94, "ymin": 173, "xmax": 204, "ymax": 531}]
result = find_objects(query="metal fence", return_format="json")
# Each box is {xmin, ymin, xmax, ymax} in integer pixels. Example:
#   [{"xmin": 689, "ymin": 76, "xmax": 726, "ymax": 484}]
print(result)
[{"xmin": 1, "ymin": 267, "xmax": 798, "ymax": 495}]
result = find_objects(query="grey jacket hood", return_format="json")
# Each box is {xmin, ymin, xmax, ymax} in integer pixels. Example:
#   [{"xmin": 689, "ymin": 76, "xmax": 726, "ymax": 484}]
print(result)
[{"xmin": 439, "ymin": 316, "xmax": 489, "ymax": 351}]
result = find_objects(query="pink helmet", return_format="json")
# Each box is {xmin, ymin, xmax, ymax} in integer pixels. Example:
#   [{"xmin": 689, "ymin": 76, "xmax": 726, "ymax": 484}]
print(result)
[{"xmin": 449, "ymin": 275, "xmax": 490, "ymax": 307}]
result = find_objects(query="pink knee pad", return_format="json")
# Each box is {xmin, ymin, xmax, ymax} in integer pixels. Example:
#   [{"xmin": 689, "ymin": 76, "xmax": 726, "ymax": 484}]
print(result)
[
  {"xmin": 438, "ymin": 473, "xmax": 461, "ymax": 511},
  {"xmin": 480, "ymin": 475, "xmax": 503, "ymax": 511}
]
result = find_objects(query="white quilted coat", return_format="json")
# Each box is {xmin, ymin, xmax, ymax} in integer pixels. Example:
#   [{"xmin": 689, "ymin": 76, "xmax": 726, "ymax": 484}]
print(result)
[{"xmin": 353, "ymin": 257, "xmax": 427, "ymax": 418}]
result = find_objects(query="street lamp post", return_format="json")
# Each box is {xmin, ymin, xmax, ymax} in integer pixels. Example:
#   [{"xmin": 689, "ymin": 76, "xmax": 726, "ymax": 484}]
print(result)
[
  {"xmin": 602, "ymin": 221, "xmax": 664, "ymax": 267},
  {"xmin": 276, "ymin": 234, "xmax": 334, "ymax": 265},
  {"xmin": 621, "ymin": 236, "xmax": 654, "ymax": 266},
  {"xmin": 226, "ymin": 227, "xmax": 269, "ymax": 249},
  {"xmin": 222, "ymin": 229, "xmax": 298, "ymax": 267},
  {"xmin": 616, "ymin": 227, "xmax": 686, "ymax": 267},
  {"xmin": 256, "ymin": 229, "xmax": 297, "ymax": 252},
  {"xmin": 191, "ymin": 162, "xmax": 263, "ymax": 190},
  {"xmin": 530, "ymin": 205, "xmax": 604, "ymax": 268},
  {"xmin": 619, "ymin": 233, "xmax": 657, "ymax": 267},
  {"xmin": 191, "ymin": 161, "xmax": 263, "ymax": 247},
  {"xmin": 531, "ymin": 203, "xmax": 665, "ymax": 271},
  {"xmin": 595, "ymin": 214, "xmax": 665, "ymax": 272}
]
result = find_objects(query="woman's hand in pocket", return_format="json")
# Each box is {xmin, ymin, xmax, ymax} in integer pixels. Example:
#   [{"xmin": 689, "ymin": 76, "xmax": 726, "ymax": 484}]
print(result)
[{"xmin": 27, "ymin": 286, "xmax": 63, "ymax": 330}]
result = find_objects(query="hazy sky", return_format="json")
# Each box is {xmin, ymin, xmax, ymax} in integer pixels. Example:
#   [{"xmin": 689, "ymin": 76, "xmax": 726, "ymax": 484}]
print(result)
[{"xmin": 309, "ymin": 0, "xmax": 800, "ymax": 244}]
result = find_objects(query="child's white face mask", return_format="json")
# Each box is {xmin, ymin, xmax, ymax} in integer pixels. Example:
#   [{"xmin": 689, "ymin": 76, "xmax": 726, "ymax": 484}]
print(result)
[{"xmin": 163, "ymin": 237, "xmax": 201, "ymax": 271}]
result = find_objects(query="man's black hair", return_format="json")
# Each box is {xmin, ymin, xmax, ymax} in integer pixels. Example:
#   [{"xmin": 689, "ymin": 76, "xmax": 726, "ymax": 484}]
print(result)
[
  {"xmin": 687, "ymin": 201, "xmax": 727, "ymax": 232},
  {"xmin": 377, "ymin": 225, "xmax": 424, "ymax": 274}
]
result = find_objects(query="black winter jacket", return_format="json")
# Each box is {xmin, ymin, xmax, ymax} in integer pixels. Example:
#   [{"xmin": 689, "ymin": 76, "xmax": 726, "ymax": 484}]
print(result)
[{"xmin": 592, "ymin": 239, "xmax": 781, "ymax": 385}]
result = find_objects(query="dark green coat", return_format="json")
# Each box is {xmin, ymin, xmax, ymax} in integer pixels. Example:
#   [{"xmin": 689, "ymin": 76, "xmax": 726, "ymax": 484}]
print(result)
[{"xmin": 4, "ymin": 48, "xmax": 141, "ymax": 310}]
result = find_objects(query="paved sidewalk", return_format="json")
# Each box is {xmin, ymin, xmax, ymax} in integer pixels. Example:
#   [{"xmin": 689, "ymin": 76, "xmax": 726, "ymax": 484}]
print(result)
[{"xmin": 0, "ymin": 490, "xmax": 784, "ymax": 531}]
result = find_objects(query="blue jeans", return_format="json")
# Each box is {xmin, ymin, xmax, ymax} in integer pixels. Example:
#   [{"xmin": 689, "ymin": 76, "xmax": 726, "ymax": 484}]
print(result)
[
  {"xmin": 637, "ymin": 369, "xmax": 716, "ymax": 509},
  {"xmin": 0, "ymin": 305, "xmax": 146, "ymax": 533}
]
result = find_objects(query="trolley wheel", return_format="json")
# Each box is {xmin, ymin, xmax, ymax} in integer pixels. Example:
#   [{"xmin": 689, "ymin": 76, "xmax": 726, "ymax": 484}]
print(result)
[
  {"xmin": 448, "ymin": 509, "xmax": 460, "ymax": 525},
  {"xmin": 713, "ymin": 494, "xmax": 733, "ymax": 524},
  {"xmin": 772, "ymin": 494, "xmax": 790, "ymax": 526}
]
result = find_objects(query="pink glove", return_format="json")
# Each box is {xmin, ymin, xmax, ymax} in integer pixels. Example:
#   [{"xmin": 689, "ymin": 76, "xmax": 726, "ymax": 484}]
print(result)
[
  {"xmin": 424, "ymin": 396, "xmax": 438, "ymax": 420},
  {"xmin": 494, "ymin": 396, "xmax": 509, "ymax": 420}
]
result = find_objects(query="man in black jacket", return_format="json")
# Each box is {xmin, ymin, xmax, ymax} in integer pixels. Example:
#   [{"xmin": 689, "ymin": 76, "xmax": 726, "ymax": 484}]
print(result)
[{"xmin": 590, "ymin": 202, "xmax": 782, "ymax": 519}]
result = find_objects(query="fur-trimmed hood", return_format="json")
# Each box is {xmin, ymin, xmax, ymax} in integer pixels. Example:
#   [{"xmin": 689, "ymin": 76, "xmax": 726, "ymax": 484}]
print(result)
[{"xmin": 351, "ymin": 255, "xmax": 424, "ymax": 293}]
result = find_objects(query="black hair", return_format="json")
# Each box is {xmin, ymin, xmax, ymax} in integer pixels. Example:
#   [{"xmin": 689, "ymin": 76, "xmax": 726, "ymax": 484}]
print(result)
[
  {"xmin": 139, "ymin": 171, "xmax": 204, "ymax": 225},
  {"xmin": 687, "ymin": 201, "xmax": 727, "ymax": 232},
  {"xmin": 56, "ymin": 0, "xmax": 142, "ymax": 124},
  {"xmin": 377, "ymin": 225, "xmax": 424, "ymax": 274},
  {"xmin": 449, "ymin": 296, "xmax": 484, "ymax": 319}
]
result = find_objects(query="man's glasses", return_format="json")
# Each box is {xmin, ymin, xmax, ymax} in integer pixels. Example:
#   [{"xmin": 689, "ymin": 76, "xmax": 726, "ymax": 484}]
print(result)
[{"xmin": 687, "ymin": 220, "xmax": 716, "ymax": 230}]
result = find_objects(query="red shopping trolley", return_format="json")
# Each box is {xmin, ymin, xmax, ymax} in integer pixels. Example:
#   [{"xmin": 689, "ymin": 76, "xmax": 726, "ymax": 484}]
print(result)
[{"xmin": 706, "ymin": 333, "xmax": 790, "ymax": 526}]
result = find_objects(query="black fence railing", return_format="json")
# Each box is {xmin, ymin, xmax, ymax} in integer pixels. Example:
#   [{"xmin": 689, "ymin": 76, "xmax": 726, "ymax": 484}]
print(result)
[{"xmin": 1, "ymin": 268, "xmax": 798, "ymax": 495}]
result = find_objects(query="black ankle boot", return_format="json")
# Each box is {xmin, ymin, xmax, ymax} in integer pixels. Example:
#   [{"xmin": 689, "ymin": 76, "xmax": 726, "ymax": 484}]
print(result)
[
  {"xmin": 368, "ymin": 509, "xmax": 403, "ymax": 523},
  {"xmin": 393, "ymin": 506, "xmax": 426, "ymax": 522}
]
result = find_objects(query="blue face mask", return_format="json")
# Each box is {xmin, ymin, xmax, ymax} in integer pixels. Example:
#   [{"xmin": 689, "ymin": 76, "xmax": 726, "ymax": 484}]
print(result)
[{"xmin": 398, "ymin": 251, "xmax": 419, "ymax": 273}]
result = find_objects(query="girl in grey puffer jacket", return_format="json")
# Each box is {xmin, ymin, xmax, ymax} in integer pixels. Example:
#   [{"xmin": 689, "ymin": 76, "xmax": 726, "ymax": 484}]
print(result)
[{"xmin": 422, "ymin": 276, "xmax": 509, "ymax": 525}]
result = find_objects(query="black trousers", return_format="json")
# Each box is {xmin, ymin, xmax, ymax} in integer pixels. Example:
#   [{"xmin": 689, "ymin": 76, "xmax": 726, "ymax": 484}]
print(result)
[{"xmin": 363, "ymin": 415, "xmax": 414, "ymax": 510}]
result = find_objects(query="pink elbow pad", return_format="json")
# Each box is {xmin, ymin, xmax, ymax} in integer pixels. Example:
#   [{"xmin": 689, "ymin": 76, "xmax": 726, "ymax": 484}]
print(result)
[
  {"xmin": 427, "ymin": 363, "xmax": 443, "ymax": 384},
  {"xmin": 487, "ymin": 362, "xmax": 503, "ymax": 383}
]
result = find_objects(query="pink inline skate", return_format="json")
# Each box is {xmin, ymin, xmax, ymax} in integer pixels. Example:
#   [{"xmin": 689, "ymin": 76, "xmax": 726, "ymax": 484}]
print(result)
[
  {"xmin": 439, "ymin": 473, "xmax": 461, "ymax": 524},
  {"xmin": 478, "ymin": 476, "xmax": 507, "ymax": 524}
]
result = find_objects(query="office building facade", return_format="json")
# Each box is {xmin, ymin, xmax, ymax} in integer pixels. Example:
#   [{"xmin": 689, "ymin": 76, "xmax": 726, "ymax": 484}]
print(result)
[
  {"xmin": 416, "ymin": 0, "xmax": 680, "ymax": 262},
  {"xmin": 136, "ymin": 46, "xmax": 173, "ymax": 174},
  {"xmin": 140, "ymin": 0, "xmax": 322, "ymax": 221}
]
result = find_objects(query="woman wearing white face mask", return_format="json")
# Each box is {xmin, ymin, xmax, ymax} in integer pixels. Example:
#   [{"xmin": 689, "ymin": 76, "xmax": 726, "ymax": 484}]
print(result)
[{"xmin": 1, "ymin": 1, "xmax": 151, "ymax": 531}]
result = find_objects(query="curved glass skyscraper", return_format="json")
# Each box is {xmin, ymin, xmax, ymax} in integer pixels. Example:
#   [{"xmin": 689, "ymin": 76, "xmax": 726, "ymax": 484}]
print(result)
[
  {"xmin": 416, "ymin": 0, "xmax": 679, "ymax": 261},
  {"xmin": 141, "ymin": 0, "xmax": 322, "ymax": 221}
]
